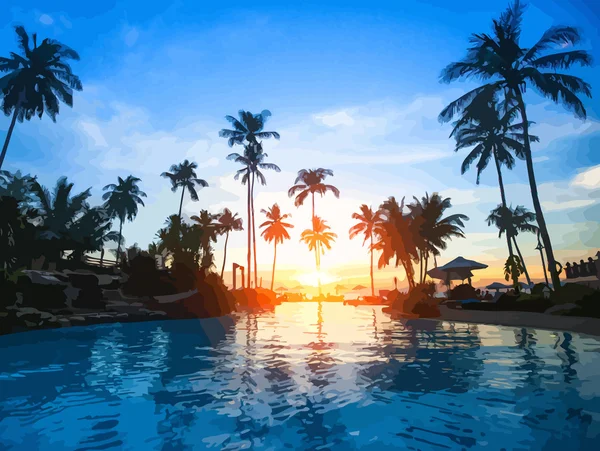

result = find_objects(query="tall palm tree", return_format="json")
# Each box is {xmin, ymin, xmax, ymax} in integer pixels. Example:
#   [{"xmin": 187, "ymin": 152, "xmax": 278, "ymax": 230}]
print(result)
[
  {"xmin": 451, "ymin": 91, "xmax": 536, "ymax": 286},
  {"xmin": 439, "ymin": 0, "xmax": 592, "ymax": 291},
  {"xmin": 288, "ymin": 168, "xmax": 340, "ymax": 281},
  {"xmin": 374, "ymin": 197, "xmax": 418, "ymax": 290},
  {"xmin": 300, "ymin": 216, "xmax": 337, "ymax": 295},
  {"xmin": 219, "ymin": 109, "xmax": 280, "ymax": 146},
  {"xmin": 408, "ymin": 193, "xmax": 469, "ymax": 284},
  {"xmin": 0, "ymin": 26, "xmax": 82, "ymax": 169},
  {"xmin": 161, "ymin": 160, "xmax": 208, "ymax": 219},
  {"xmin": 349, "ymin": 205, "xmax": 383, "ymax": 297},
  {"xmin": 288, "ymin": 168, "xmax": 340, "ymax": 220},
  {"xmin": 227, "ymin": 143, "xmax": 280, "ymax": 287},
  {"xmin": 102, "ymin": 176, "xmax": 147, "ymax": 264},
  {"xmin": 260, "ymin": 204, "xmax": 294, "ymax": 291},
  {"xmin": 216, "ymin": 208, "xmax": 244, "ymax": 279},
  {"xmin": 220, "ymin": 110, "xmax": 280, "ymax": 288},
  {"xmin": 487, "ymin": 204, "xmax": 537, "ymax": 286}
]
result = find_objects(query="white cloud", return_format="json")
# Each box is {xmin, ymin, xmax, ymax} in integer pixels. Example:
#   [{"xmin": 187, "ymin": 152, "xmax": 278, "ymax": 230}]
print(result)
[
  {"xmin": 542, "ymin": 199, "xmax": 595, "ymax": 212},
  {"xmin": 79, "ymin": 121, "xmax": 108, "ymax": 147},
  {"xmin": 314, "ymin": 111, "xmax": 355, "ymax": 127},
  {"xmin": 38, "ymin": 14, "xmax": 54, "ymax": 25},
  {"xmin": 572, "ymin": 165, "xmax": 600, "ymax": 189}
]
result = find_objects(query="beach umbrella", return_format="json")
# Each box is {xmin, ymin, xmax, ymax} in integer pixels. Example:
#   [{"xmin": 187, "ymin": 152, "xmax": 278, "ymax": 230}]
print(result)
[
  {"xmin": 437, "ymin": 257, "xmax": 488, "ymax": 286},
  {"xmin": 275, "ymin": 286, "xmax": 288, "ymax": 292},
  {"xmin": 486, "ymin": 281, "xmax": 511, "ymax": 293},
  {"xmin": 427, "ymin": 267, "xmax": 473, "ymax": 281},
  {"xmin": 334, "ymin": 284, "xmax": 347, "ymax": 295},
  {"xmin": 292, "ymin": 285, "xmax": 304, "ymax": 290},
  {"xmin": 350, "ymin": 284, "xmax": 368, "ymax": 300}
]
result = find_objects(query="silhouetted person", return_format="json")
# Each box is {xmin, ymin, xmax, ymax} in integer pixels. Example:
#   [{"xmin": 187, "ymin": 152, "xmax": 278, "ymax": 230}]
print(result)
[
  {"xmin": 571, "ymin": 262, "xmax": 580, "ymax": 278},
  {"xmin": 565, "ymin": 262, "xmax": 573, "ymax": 279},
  {"xmin": 579, "ymin": 259, "xmax": 589, "ymax": 277}
]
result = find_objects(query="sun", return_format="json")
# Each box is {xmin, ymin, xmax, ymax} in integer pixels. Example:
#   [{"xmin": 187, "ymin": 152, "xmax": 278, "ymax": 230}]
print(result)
[{"xmin": 297, "ymin": 270, "xmax": 340, "ymax": 287}]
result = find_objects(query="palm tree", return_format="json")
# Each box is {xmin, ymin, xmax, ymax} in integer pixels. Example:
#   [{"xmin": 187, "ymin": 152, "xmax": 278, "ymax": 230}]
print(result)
[
  {"xmin": 260, "ymin": 204, "xmax": 294, "ymax": 291},
  {"xmin": 408, "ymin": 193, "xmax": 469, "ymax": 284},
  {"xmin": 161, "ymin": 160, "xmax": 208, "ymax": 219},
  {"xmin": 219, "ymin": 109, "xmax": 280, "ymax": 146},
  {"xmin": 191, "ymin": 210, "xmax": 221, "ymax": 272},
  {"xmin": 227, "ymin": 143, "xmax": 280, "ymax": 287},
  {"xmin": 374, "ymin": 197, "xmax": 418, "ymax": 290},
  {"xmin": 102, "ymin": 176, "xmax": 147, "ymax": 264},
  {"xmin": 439, "ymin": 0, "xmax": 592, "ymax": 291},
  {"xmin": 216, "ymin": 208, "xmax": 243, "ymax": 279},
  {"xmin": 29, "ymin": 176, "xmax": 92, "ymax": 263},
  {"xmin": 0, "ymin": 169, "xmax": 36, "ymax": 207},
  {"xmin": 0, "ymin": 26, "xmax": 82, "ymax": 169},
  {"xmin": 349, "ymin": 205, "xmax": 383, "ymax": 297},
  {"xmin": 288, "ymin": 168, "xmax": 340, "ymax": 220},
  {"xmin": 451, "ymin": 91, "xmax": 536, "ymax": 286},
  {"xmin": 288, "ymin": 168, "xmax": 340, "ymax": 281},
  {"xmin": 300, "ymin": 216, "xmax": 337, "ymax": 295},
  {"xmin": 220, "ymin": 110, "xmax": 280, "ymax": 288},
  {"xmin": 487, "ymin": 205, "xmax": 537, "ymax": 286}
]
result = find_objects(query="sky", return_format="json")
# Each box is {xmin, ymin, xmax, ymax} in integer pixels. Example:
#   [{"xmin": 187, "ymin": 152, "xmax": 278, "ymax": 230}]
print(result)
[{"xmin": 1, "ymin": 0, "xmax": 599, "ymax": 291}]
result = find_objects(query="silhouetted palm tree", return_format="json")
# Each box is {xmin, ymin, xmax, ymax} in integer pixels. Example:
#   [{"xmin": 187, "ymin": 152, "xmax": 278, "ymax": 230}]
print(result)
[
  {"xmin": 161, "ymin": 160, "xmax": 208, "ymax": 219},
  {"xmin": 451, "ymin": 91, "xmax": 536, "ymax": 285},
  {"xmin": 157, "ymin": 214, "xmax": 202, "ymax": 267},
  {"xmin": 374, "ymin": 197, "xmax": 418, "ymax": 290},
  {"xmin": 221, "ymin": 110, "xmax": 280, "ymax": 288},
  {"xmin": 0, "ymin": 169, "xmax": 36, "ymax": 207},
  {"xmin": 227, "ymin": 143, "xmax": 280, "ymax": 287},
  {"xmin": 29, "ymin": 176, "xmax": 92, "ymax": 262},
  {"xmin": 289, "ymin": 168, "xmax": 339, "ymax": 280},
  {"xmin": 216, "ymin": 208, "xmax": 244, "ymax": 279},
  {"xmin": 191, "ymin": 210, "xmax": 221, "ymax": 271},
  {"xmin": 219, "ymin": 109, "xmax": 280, "ymax": 146},
  {"xmin": 439, "ymin": 0, "xmax": 592, "ymax": 291},
  {"xmin": 300, "ymin": 216, "xmax": 337, "ymax": 295},
  {"xmin": 102, "ymin": 176, "xmax": 146, "ymax": 264},
  {"xmin": 0, "ymin": 26, "xmax": 82, "ymax": 169},
  {"xmin": 288, "ymin": 168, "xmax": 340, "ymax": 219},
  {"xmin": 260, "ymin": 204, "xmax": 293, "ymax": 290},
  {"xmin": 349, "ymin": 205, "xmax": 383, "ymax": 297},
  {"xmin": 408, "ymin": 193, "xmax": 469, "ymax": 283},
  {"xmin": 487, "ymin": 205, "xmax": 537, "ymax": 286}
]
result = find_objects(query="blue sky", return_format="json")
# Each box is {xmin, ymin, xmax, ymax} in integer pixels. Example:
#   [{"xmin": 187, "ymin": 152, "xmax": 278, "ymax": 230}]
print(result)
[{"xmin": 2, "ymin": 0, "xmax": 599, "ymax": 288}]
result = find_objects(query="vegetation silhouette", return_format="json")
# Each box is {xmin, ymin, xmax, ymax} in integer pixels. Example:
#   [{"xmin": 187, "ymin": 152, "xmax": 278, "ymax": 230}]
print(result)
[
  {"xmin": 487, "ymin": 205, "xmax": 538, "ymax": 286},
  {"xmin": 349, "ymin": 205, "xmax": 383, "ymax": 297},
  {"xmin": 216, "ymin": 208, "xmax": 243, "ymax": 278},
  {"xmin": 0, "ymin": 26, "xmax": 82, "ymax": 169},
  {"xmin": 439, "ymin": 0, "xmax": 593, "ymax": 291},
  {"xmin": 220, "ymin": 110, "xmax": 280, "ymax": 288},
  {"xmin": 102, "ymin": 176, "xmax": 147, "ymax": 264},
  {"xmin": 161, "ymin": 159, "xmax": 209, "ymax": 220},
  {"xmin": 259, "ymin": 203, "xmax": 294, "ymax": 291},
  {"xmin": 300, "ymin": 216, "xmax": 337, "ymax": 295}
]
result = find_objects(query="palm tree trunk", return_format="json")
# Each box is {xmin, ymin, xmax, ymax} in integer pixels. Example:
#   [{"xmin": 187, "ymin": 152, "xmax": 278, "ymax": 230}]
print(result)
[
  {"xmin": 116, "ymin": 219, "xmax": 124, "ymax": 265},
  {"xmin": 246, "ymin": 176, "xmax": 251, "ymax": 288},
  {"xmin": 537, "ymin": 235, "xmax": 550, "ymax": 287},
  {"xmin": 317, "ymin": 242, "xmax": 322, "ymax": 296},
  {"xmin": 221, "ymin": 231, "xmax": 230, "ymax": 279},
  {"xmin": 271, "ymin": 241, "xmax": 277, "ymax": 291},
  {"xmin": 370, "ymin": 233, "xmax": 375, "ymax": 297},
  {"xmin": 419, "ymin": 251, "xmax": 424, "ymax": 284},
  {"xmin": 251, "ymin": 172, "xmax": 258, "ymax": 289},
  {"xmin": 311, "ymin": 191, "xmax": 320, "ymax": 293},
  {"xmin": 178, "ymin": 185, "xmax": 186, "ymax": 219},
  {"xmin": 0, "ymin": 108, "xmax": 19, "ymax": 170},
  {"xmin": 512, "ymin": 236, "xmax": 532, "ymax": 287},
  {"xmin": 424, "ymin": 253, "xmax": 429, "ymax": 282},
  {"xmin": 514, "ymin": 91, "xmax": 561, "ymax": 291},
  {"xmin": 100, "ymin": 248, "xmax": 105, "ymax": 267},
  {"xmin": 494, "ymin": 151, "xmax": 519, "ymax": 286}
]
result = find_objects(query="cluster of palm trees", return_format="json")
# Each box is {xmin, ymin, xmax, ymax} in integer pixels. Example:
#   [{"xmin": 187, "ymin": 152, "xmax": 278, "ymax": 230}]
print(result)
[
  {"xmin": 440, "ymin": 0, "xmax": 592, "ymax": 291},
  {"xmin": 350, "ymin": 193, "xmax": 468, "ymax": 297},
  {"xmin": 0, "ymin": 170, "xmax": 145, "ymax": 270},
  {"xmin": 1, "ymin": 1, "xmax": 594, "ymax": 294}
]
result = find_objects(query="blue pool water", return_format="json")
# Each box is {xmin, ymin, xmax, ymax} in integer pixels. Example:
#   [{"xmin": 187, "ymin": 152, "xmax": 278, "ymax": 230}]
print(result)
[{"xmin": 1, "ymin": 302, "xmax": 599, "ymax": 450}]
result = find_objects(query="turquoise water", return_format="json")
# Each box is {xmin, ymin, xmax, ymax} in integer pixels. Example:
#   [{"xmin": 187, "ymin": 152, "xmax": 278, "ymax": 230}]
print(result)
[{"xmin": 1, "ymin": 302, "xmax": 599, "ymax": 450}]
